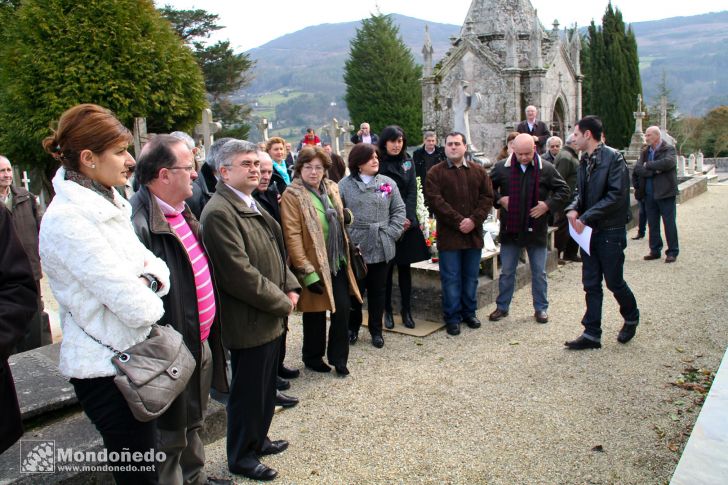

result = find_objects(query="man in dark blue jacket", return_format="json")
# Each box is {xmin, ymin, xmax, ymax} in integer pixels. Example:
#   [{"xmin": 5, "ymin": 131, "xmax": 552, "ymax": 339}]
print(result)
[{"xmin": 565, "ymin": 116, "xmax": 640, "ymax": 350}]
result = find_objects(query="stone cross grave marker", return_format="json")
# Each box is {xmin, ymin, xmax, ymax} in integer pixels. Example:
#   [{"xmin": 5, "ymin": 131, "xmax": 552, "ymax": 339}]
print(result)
[
  {"xmin": 21, "ymin": 171, "xmax": 30, "ymax": 191},
  {"xmin": 257, "ymin": 118, "xmax": 271, "ymax": 141},
  {"xmin": 194, "ymin": 108, "xmax": 222, "ymax": 155},
  {"xmin": 634, "ymin": 94, "xmax": 645, "ymax": 133}
]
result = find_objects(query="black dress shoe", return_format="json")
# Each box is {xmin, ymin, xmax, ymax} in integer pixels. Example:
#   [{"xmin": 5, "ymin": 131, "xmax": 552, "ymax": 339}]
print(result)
[
  {"xmin": 665, "ymin": 255, "xmax": 677, "ymax": 263},
  {"xmin": 462, "ymin": 316, "xmax": 481, "ymax": 329},
  {"xmin": 383, "ymin": 311, "xmax": 395, "ymax": 329},
  {"xmin": 563, "ymin": 255, "xmax": 582, "ymax": 263},
  {"xmin": 488, "ymin": 308, "xmax": 508, "ymax": 321},
  {"xmin": 371, "ymin": 334, "xmax": 384, "ymax": 348},
  {"xmin": 305, "ymin": 361, "xmax": 331, "ymax": 373},
  {"xmin": 232, "ymin": 463, "xmax": 277, "ymax": 481},
  {"xmin": 617, "ymin": 323, "xmax": 638, "ymax": 343},
  {"xmin": 335, "ymin": 365, "xmax": 350, "ymax": 376},
  {"xmin": 276, "ymin": 391, "xmax": 299, "ymax": 408},
  {"xmin": 260, "ymin": 439, "xmax": 289, "ymax": 456},
  {"xmin": 278, "ymin": 365, "xmax": 300, "ymax": 379},
  {"xmin": 276, "ymin": 375, "xmax": 290, "ymax": 391},
  {"xmin": 534, "ymin": 310, "xmax": 548, "ymax": 324},
  {"xmin": 446, "ymin": 323, "xmax": 460, "ymax": 336},
  {"xmin": 631, "ymin": 234, "xmax": 645, "ymax": 240},
  {"xmin": 564, "ymin": 335, "xmax": 602, "ymax": 350},
  {"xmin": 348, "ymin": 329, "xmax": 358, "ymax": 344},
  {"xmin": 401, "ymin": 311, "xmax": 416, "ymax": 329},
  {"xmin": 643, "ymin": 253, "xmax": 660, "ymax": 260}
]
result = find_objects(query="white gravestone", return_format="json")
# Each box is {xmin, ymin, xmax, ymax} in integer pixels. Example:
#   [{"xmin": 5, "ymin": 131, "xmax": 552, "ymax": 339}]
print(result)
[{"xmin": 677, "ymin": 155, "xmax": 686, "ymax": 177}]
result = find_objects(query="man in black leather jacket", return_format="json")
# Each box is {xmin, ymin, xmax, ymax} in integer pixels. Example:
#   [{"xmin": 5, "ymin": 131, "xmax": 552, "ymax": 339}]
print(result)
[{"xmin": 564, "ymin": 116, "xmax": 640, "ymax": 350}]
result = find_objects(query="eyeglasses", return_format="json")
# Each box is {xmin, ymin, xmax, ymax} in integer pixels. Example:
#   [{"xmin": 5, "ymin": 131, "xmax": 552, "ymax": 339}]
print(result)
[
  {"xmin": 168, "ymin": 165, "xmax": 196, "ymax": 172},
  {"xmin": 301, "ymin": 165, "xmax": 325, "ymax": 173},
  {"xmin": 228, "ymin": 160, "xmax": 260, "ymax": 169}
]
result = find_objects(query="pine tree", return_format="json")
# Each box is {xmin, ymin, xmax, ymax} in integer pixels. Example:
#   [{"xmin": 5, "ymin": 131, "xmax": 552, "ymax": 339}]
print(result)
[
  {"xmin": 160, "ymin": 6, "xmax": 253, "ymax": 139},
  {"xmin": 647, "ymin": 71, "xmax": 677, "ymax": 131},
  {"xmin": 580, "ymin": 2, "xmax": 642, "ymax": 148},
  {"xmin": 344, "ymin": 14, "xmax": 422, "ymax": 141}
]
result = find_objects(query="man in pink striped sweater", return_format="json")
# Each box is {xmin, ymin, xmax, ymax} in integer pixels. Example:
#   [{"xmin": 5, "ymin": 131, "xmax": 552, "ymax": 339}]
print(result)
[{"xmin": 131, "ymin": 134, "xmax": 231, "ymax": 485}]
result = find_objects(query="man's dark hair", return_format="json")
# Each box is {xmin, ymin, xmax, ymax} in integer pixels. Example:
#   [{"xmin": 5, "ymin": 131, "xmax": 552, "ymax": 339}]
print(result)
[
  {"xmin": 576, "ymin": 116, "xmax": 603, "ymax": 142},
  {"xmin": 445, "ymin": 131, "xmax": 467, "ymax": 145},
  {"xmin": 135, "ymin": 134, "xmax": 185, "ymax": 185}
]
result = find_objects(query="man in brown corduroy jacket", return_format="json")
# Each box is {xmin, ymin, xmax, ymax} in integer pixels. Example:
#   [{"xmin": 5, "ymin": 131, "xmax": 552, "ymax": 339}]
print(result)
[{"xmin": 426, "ymin": 131, "xmax": 494, "ymax": 336}]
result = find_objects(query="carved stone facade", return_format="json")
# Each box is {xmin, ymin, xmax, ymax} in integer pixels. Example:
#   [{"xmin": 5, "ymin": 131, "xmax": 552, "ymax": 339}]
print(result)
[{"xmin": 421, "ymin": 0, "xmax": 582, "ymax": 160}]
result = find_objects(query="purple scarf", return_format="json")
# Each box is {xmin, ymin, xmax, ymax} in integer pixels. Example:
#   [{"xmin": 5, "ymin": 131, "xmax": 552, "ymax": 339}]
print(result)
[{"xmin": 505, "ymin": 153, "xmax": 540, "ymax": 234}]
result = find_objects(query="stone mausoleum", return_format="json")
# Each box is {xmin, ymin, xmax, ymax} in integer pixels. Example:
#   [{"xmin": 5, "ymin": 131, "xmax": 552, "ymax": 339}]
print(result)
[{"xmin": 421, "ymin": 0, "xmax": 582, "ymax": 160}]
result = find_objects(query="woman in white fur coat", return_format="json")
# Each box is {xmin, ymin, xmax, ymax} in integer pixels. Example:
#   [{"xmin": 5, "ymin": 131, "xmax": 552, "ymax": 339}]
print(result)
[{"xmin": 39, "ymin": 104, "xmax": 170, "ymax": 485}]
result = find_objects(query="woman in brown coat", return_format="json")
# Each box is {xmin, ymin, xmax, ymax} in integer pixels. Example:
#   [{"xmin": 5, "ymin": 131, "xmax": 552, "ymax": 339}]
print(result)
[{"xmin": 281, "ymin": 147, "xmax": 362, "ymax": 376}]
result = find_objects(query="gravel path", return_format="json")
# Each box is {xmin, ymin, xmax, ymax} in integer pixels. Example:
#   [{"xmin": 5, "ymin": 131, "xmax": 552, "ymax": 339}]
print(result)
[{"xmin": 204, "ymin": 184, "xmax": 728, "ymax": 485}]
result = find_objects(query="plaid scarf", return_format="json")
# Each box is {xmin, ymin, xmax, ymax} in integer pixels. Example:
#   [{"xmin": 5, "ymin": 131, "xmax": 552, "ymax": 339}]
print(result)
[{"xmin": 505, "ymin": 153, "xmax": 540, "ymax": 234}]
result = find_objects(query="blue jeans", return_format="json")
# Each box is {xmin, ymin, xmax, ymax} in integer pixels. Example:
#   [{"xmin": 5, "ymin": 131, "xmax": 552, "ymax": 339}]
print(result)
[
  {"xmin": 645, "ymin": 195, "xmax": 679, "ymax": 258},
  {"xmin": 495, "ymin": 243, "xmax": 548, "ymax": 313},
  {"xmin": 580, "ymin": 228, "xmax": 639, "ymax": 340},
  {"xmin": 439, "ymin": 248, "xmax": 482, "ymax": 324}
]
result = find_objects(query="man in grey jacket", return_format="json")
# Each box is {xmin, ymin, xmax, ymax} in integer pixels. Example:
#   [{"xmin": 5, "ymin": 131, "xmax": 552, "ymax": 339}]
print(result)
[{"xmin": 633, "ymin": 126, "xmax": 679, "ymax": 263}]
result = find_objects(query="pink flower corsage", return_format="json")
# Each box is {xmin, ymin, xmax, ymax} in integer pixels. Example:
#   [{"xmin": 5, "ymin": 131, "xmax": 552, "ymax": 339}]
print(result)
[{"xmin": 378, "ymin": 183, "xmax": 393, "ymax": 198}]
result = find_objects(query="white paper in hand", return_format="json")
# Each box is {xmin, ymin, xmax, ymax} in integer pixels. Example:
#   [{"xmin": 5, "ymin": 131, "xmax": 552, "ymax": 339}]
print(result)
[{"xmin": 568, "ymin": 223, "xmax": 592, "ymax": 256}]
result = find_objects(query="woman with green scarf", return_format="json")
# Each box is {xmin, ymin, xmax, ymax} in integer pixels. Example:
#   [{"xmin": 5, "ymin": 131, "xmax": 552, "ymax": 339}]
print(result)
[{"xmin": 281, "ymin": 147, "xmax": 362, "ymax": 376}]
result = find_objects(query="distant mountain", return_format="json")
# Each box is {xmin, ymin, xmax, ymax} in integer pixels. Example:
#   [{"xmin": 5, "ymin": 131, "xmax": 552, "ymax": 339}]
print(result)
[
  {"xmin": 246, "ymin": 14, "xmax": 457, "ymax": 96},
  {"xmin": 244, "ymin": 11, "xmax": 727, "ymax": 123},
  {"xmin": 631, "ymin": 11, "xmax": 728, "ymax": 115}
]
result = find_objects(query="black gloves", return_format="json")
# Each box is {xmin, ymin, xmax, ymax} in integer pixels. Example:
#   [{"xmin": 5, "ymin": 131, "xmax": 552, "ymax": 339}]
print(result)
[{"xmin": 307, "ymin": 281, "xmax": 325, "ymax": 294}]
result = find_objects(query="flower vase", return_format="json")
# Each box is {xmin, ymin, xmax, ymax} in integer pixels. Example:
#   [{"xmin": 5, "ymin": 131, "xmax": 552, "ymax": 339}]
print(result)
[{"xmin": 431, "ymin": 242, "xmax": 439, "ymax": 263}]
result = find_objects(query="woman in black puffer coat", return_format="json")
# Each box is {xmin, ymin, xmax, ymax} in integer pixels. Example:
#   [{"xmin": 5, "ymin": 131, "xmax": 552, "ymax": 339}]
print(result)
[{"xmin": 377, "ymin": 126, "xmax": 430, "ymax": 329}]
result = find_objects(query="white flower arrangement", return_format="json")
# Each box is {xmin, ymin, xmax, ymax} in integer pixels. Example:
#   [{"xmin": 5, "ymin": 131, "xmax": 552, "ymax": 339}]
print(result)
[{"xmin": 416, "ymin": 177, "xmax": 430, "ymax": 238}]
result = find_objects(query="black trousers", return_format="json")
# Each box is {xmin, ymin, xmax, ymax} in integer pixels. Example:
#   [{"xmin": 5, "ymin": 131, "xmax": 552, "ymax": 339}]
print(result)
[
  {"xmin": 278, "ymin": 318, "xmax": 289, "ymax": 372},
  {"xmin": 227, "ymin": 337, "xmax": 280, "ymax": 473},
  {"xmin": 301, "ymin": 270, "xmax": 351, "ymax": 367},
  {"xmin": 71, "ymin": 376, "xmax": 158, "ymax": 485},
  {"xmin": 350, "ymin": 261, "xmax": 389, "ymax": 336},
  {"xmin": 385, "ymin": 263, "xmax": 412, "ymax": 313}
]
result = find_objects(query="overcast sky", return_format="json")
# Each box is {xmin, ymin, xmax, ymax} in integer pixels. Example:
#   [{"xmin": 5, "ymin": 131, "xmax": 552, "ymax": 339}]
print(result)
[{"xmin": 158, "ymin": 0, "xmax": 724, "ymax": 52}]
